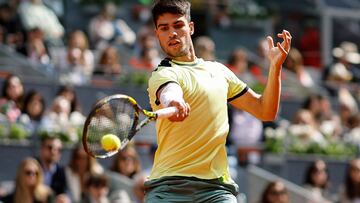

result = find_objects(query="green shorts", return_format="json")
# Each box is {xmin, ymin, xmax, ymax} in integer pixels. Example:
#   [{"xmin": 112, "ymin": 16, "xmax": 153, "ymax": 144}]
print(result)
[{"xmin": 144, "ymin": 176, "xmax": 239, "ymax": 203}]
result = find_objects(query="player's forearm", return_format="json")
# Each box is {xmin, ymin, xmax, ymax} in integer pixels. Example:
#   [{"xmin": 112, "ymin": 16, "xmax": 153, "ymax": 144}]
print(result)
[
  {"xmin": 159, "ymin": 82, "xmax": 185, "ymax": 107},
  {"xmin": 260, "ymin": 63, "xmax": 282, "ymax": 121}
]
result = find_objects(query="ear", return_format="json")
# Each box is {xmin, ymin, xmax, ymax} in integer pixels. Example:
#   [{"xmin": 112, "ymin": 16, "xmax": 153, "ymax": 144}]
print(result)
[
  {"xmin": 189, "ymin": 21, "xmax": 194, "ymax": 35},
  {"xmin": 154, "ymin": 28, "xmax": 159, "ymax": 38}
]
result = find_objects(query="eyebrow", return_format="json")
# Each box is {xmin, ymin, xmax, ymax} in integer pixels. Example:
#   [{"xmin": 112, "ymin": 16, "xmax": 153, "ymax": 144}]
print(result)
[{"xmin": 157, "ymin": 20, "xmax": 184, "ymax": 28}]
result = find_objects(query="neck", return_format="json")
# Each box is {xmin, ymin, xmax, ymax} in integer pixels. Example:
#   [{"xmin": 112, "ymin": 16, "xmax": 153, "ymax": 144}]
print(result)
[
  {"xmin": 170, "ymin": 46, "xmax": 196, "ymax": 62},
  {"xmin": 41, "ymin": 159, "xmax": 55, "ymax": 170}
]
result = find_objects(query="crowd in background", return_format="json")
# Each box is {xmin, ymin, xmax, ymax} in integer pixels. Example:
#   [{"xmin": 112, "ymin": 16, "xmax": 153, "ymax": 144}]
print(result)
[
  {"xmin": 0, "ymin": 0, "xmax": 359, "ymax": 202},
  {"xmin": 2, "ymin": 137, "xmax": 360, "ymax": 202}
]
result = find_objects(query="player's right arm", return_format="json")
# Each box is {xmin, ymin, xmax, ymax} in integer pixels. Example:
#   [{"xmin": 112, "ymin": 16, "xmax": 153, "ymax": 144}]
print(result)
[
  {"xmin": 148, "ymin": 63, "xmax": 190, "ymax": 122},
  {"xmin": 157, "ymin": 83, "xmax": 190, "ymax": 122}
]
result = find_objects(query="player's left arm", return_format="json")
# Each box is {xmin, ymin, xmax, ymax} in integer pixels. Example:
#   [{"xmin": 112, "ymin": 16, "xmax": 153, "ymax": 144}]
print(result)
[{"xmin": 230, "ymin": 30, "xmax": 291, "ymax": 121}]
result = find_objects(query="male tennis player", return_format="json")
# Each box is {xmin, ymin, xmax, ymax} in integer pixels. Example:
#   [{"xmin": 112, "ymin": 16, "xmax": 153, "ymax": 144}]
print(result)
[{"xmin": 146, "ymin": 0, "xmax": 291, "ymax": 202}]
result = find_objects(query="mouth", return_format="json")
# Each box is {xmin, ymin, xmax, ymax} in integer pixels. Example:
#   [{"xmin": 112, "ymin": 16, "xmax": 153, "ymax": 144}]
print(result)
[{"xmin": 168, "ymin": 40, "xmax": 180, "ymax": 47}]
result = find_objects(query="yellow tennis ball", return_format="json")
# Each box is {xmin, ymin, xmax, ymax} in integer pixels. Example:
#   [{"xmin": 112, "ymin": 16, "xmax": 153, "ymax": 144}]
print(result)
[{"xmin": 101, "ymin": 134, "xmax": 121, "ymax": 152}]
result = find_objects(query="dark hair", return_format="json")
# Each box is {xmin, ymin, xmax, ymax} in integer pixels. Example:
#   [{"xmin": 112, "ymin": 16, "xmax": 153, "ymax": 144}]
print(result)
[
  {"xmin": 85, "ymin": 174, "xmax": 108, "ymax": 188},
  {"xmin": 303, "ymin": 159, "xmax": 329, "ymax": 189},
  {"xmin": 2, "ymin": 74, "xmax": 17, "ymax": 98},
  {"xmin": 56, "ymin": 85, "xmax": 80, "ymax": 113},
  {"xmin": 40, "ymin": 136, "xmax": 61, "ymax": 145},
  {"xmin": 1, "ymin": 74, "xmax": 24, "ymax": 108},
  {"xmin": 110, "ymin": 145, "xmax": 141, "ymax": 179},
  {"xmin": 22, "ymin": 90, "xmax": 45, "ymax": 121},
  {"xmin": 345, "ymin": 159, "xmax": 360, "ymax": 199},
  {"xmin": 151, "ymin": 0, "xmax": 191, "ymax": 27},
  {"xmin": 261, "ymin": 181, "xmax": 288, "ymax": 203}
]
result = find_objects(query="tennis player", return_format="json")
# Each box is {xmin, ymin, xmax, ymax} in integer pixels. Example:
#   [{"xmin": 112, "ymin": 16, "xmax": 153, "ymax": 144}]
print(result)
[{"xmin": 146, "ymin": 0, "xmax": 292, "ymax": 202}]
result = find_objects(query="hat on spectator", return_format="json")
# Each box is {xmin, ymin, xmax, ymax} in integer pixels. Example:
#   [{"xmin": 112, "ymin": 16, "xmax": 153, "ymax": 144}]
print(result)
[{"xmin": 332, "ymin": 41, "xmax": 360, "ymax": 64}]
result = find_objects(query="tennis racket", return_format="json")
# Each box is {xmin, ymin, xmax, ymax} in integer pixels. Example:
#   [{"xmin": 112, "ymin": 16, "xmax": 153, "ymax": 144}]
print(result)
[{"xmin": 82, "ymin": 94, "xmax": 177, "ymax": 158}]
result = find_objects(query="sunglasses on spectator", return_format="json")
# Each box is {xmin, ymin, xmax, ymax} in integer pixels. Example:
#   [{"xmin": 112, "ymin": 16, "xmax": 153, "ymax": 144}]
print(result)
[{"xmin": 25, "ymin": 170, "xmax": 38, "ymax": 177}]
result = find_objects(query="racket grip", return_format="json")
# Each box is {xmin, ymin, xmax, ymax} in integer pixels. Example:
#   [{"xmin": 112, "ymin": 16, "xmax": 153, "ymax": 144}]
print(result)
[{"xmin": 155, "ymin": 106, "xmax": 178, "ymax": 119}]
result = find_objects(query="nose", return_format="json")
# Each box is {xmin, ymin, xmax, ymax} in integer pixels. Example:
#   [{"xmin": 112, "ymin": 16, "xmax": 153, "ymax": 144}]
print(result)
[{"xmin": 169, "ymin": 28, "xmax": 177, "ymax": 38}]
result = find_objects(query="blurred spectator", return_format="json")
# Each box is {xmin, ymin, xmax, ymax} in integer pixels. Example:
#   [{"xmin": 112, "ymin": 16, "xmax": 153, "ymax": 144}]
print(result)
[
  {"xmin": 291, "ymin": 109, "xmax": 325, "ymax": 144},
  {"xmin": 330, "ymin": 42, "xmax": 360, "ymax": 82},
  {"xmin": 18, "ymin": 90, "xmax": 46, "ymax": 134},
  {"xmin": 105, "ymin": 144, "xmax": 142, "ymax": 202},
  {"xmin": 248, "ymin": 38, "xmax": 270, "ymax": 85},
  {"xmin": 108, "ymin": 189, "xmax": 132, "ymax": 203},
  {"xmin": 0, "ymin": 74, "xmax": 24, "ymax": 122},
  {"xmin": 338, "ymin": 88, "xmax": 359, "ymax": 134},
  {"xmin": 194, "ymin": 36, "xmax": 216, "ymax": 61},
  {"xmin": 226, "ymin": 47, "xmax": 260, "ymax": 85},
  {"xmin": 93, "ymin": 46, "xmax": 122, "ymax": 76},
  {"xmin": 17, "ymin": 0, "xmax": 64, "ymax": 46},
  {"xmin": 129, "ymin": 47, "xmax": 161, "ymax": 71},
  {"xmin": 293, "ymin": 109, "xmax": 319, "ymax": 129},
  {"xmin": 227, "ymin": 48, "xmax": 249, "ymax": 75},
  {"xmin": 135, "ymin": 19, "xmax": 155, "ymax": 53},
  {"xmin": 303, "ymin": 160, "xmax": 334, "ymax": 202},
  {"xmin": 39, "ymin": 96, "xmax": 71, "ymax": 134},
  {"xmin": 82, "ymin": 174, "xmax": 110, "ymax": 203},
  {"xmin": 212, "ymin": 3, "xmax": 231, "ymax": 28},
  {"xmin": 343, "ymin": 113, "xmax": 360, "ymax": 145},
  {"xmin": 56, "ymin": 86, "xmax": 81, "ymax": 113},
  {"xmin": 39, "ymin": 95, "xmax": 84, "ymax": 143},
  {"xmin": 131, "ymin": 3, "xmax": 151, "ymax": 23},
  {"xmin": 317, "ymin": 94, "xmax": 343, "ymax": 137},
  {"xmin": 301, "ymin": 93, "xmax": 342, "ymax": 137},
  {"xmin": 259, "ymin": 180, "xmax": 289, "ymax": 203},
  {"xmin": 55, "ymin": 193, "xmax": 71, "ymax": 203},
  {"xmin": 132, "ymin": 34, "xmax": 160, "ymax": 64},
  {"xmin": 339, "ymin": 158, "xmax": 360, "ymax": 203},
  {"xmin": 88, "ymin": 2, "xmax": 136, "ymax": 50},
  {"xmin": 56, "ymin": 30, "xmax": 94, "ymax": 85},
  {"xmin": 0, "ymin": 3, "xmax": 24, "ymax": 49},
  {"xmin": 131, "ymin": 172, "xmax": 147, "ymax": 203},
  {"xmin": 228, "ymin": 107, "xmax": 262, "ymax": 165},
  {"xmin": 283, "ymin": 48, "xmax": 315, "ymax": 88},
  {"xmin": 37, "ymin": 136, "xmax": 67, "ymax": 195},
  {"xmin": 0, "ymin": 157, "xmax": 54, "ymax": 203},
  {"xmin": 110, "ymin": 145, "xmax": 142, "ymax": 180},
  {"xmin": 16, "ymin": 27, "xmax": 52, "ymax": 70},
  {"xmin": 106, "ymin": 143, "xmax": 141, "ymax": 202},
  {"xmin": 65, "ymin": 144, "xmax": 103, "ymax": 203},
  {"xmin": 55, "ymin": 86, "xmax": 85, "ymax": 138}
]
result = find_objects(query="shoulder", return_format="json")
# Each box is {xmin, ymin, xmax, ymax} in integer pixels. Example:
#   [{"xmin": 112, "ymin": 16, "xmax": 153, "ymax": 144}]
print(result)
[
  {"xmin": 154, "ymin": 58, "xmax": 172, "ymax": 71},
  {"xmin": 1, "ymin": 192, "xmax": 14, "ymax": 202},
  {"xmin": 150, "ymin": 58, "xmax": 179, "ymax": 80}
]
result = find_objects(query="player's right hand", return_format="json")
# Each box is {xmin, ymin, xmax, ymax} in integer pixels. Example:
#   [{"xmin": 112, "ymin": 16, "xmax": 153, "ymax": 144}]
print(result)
[{"xmin": 168, "ymin": 100, "xmax": 190, "ymax": 122}]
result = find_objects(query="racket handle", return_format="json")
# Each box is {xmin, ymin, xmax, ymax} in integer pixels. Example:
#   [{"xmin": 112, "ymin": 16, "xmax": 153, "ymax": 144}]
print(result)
[{"xmin": 155, "ymin": 106, "xmax": 178, "ymax": 119}]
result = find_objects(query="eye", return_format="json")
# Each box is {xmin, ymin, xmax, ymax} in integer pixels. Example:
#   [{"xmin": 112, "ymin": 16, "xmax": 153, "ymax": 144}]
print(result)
[
  {"xmin": 159, "ymin": 26, "xmax": 169, "ymax": 31},
  {"xmin": 174, "ymin": 23, "xmax": 184, "ymax": 29}
]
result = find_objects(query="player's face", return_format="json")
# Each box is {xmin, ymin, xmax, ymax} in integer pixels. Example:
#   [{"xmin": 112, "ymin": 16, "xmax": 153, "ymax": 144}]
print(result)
[{"xmin": 155, "ymin": 13, "xmax": 194, "ymax": 60}]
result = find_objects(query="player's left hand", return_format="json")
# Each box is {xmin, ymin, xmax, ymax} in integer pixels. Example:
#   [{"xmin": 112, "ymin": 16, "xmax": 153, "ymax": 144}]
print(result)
[{"xmin": 266, "ymin": 30, "xmax": 292, "ymax": 68}]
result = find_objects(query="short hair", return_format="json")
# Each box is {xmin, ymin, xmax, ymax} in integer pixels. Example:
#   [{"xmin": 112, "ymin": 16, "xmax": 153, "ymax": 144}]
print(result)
[
  {"xmin": 85, "ymin": 174, "xmax": 108, "ymax": 188},
  {"xmin": 151, "ymin": 0, "xmax": 191, "ymax": 27}
]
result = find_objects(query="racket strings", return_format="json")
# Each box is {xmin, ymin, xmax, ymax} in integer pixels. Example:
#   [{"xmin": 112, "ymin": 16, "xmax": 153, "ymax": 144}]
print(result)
[{"xmin": 85, "ymin": 98, "xmax": 138, "ymax": 157}]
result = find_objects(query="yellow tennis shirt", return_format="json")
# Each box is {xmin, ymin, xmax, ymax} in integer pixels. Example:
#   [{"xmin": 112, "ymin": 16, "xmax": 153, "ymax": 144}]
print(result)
[{"xmin": 147, "ymin": 58, "xmax": 248, "ymax": 182}]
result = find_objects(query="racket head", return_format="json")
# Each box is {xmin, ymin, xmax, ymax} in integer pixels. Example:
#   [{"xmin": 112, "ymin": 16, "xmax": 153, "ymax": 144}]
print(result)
[{"xmin": 82, "ymin": 94, "xmax": 140, "ymax": 158}]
